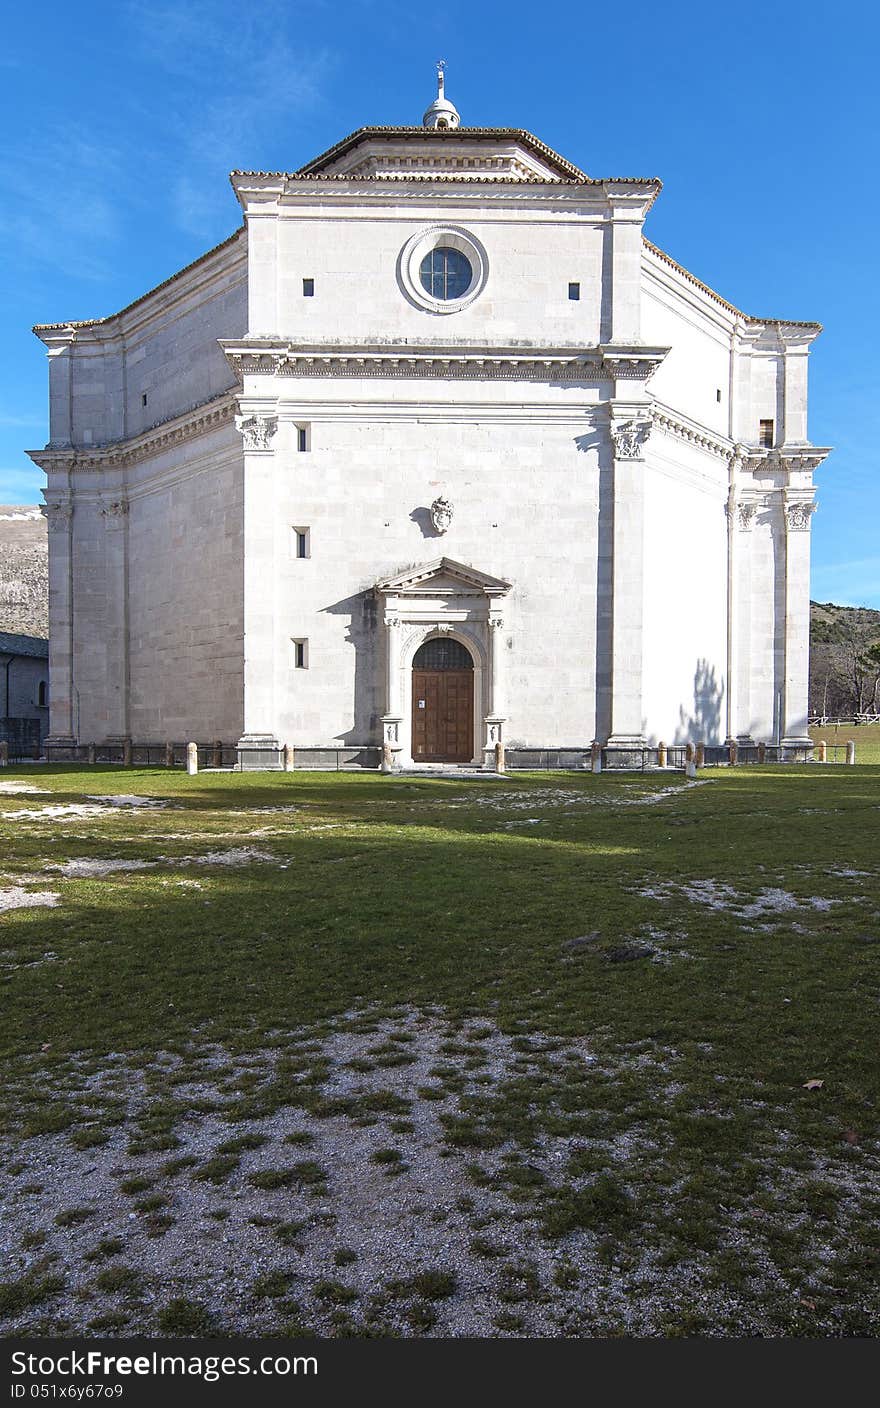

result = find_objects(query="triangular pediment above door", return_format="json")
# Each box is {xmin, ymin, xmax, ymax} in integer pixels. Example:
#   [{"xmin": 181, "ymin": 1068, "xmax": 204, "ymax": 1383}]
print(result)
[{"xmin": 375, "ymin": 557, "xmax": 511, "ymax": 597}]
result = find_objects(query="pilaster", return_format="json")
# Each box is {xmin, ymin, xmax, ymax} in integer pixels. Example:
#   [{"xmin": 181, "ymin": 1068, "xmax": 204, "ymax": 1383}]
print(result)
[
  {"xmin": 99, "ymin": 492, "xmax": 130, "ymax": 742},
  {"xmin": 605, "ymin": 406, "xmax": 652, "ymax": 756},
  {"xmin": 237, "ymin": 409, "xmax": 281, "ymax": 756},
  {"xmin": 42, "ymin": 491, "xmax": 76, "ymax": 744},
  {"xmin": 781, "ymin": 491, "xmax": 816, "ymax": 746}
]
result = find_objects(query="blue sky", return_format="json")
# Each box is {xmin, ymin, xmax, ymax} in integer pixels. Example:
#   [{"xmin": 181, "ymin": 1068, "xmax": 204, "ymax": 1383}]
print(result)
[{"xmin": 1, "ymin": 0, "xmax": 878, "ymax": 605}]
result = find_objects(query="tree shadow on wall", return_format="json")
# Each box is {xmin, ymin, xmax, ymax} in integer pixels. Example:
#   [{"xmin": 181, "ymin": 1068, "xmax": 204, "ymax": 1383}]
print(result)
[{"xmin": 674, "ymin": 659, "xmax": 725, "ymax": 745}]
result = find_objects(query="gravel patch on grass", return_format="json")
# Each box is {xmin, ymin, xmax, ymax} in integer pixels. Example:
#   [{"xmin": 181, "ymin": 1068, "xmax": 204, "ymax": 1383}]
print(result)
[
  {"xmin": 638, "ymin": 878, "xmax": 841, "ymax": 920},
  {"xmin": 0, "ymin": 887, "xmax": 61, "ymax": 913},
  {"xmin": 3, "ymin": 1008, "xmax": 877, "ymax": 1339}
]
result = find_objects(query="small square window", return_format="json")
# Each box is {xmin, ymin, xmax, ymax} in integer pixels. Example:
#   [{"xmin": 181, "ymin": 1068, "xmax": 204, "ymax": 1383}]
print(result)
[
  {"xmin": 759, "ymin": 419, "xmax": 774, "ymax": 448},
  {"xmin": 297, "ymin": 425, "xmax": 309, "ymax": 453},
  {"xmin": 568, "ymin": 282, "xmax": 580, "ymax": 301},
  {"xmin": 716, "ymin": 389, "xmax": 722, "ymax": 403},
  {"xmin": 293, "ymin": 527, "xmax": 310, "ymax": 559},
  {"xmin": 141, "ymin": 393, "xmax": 148, "ymax": 407},
  {"xmin": 303, "ymin": 278, "xmax": 314, "ymax": 297},
  {"xmin": 291, "ymin": 638, "xmax": 308, "ymax": 669}
]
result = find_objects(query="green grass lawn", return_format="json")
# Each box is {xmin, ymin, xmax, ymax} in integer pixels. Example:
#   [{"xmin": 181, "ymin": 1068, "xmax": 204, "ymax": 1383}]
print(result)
[
  {"xmin": 0, "ymin": 763, "xmax": 878, "ymax": 1338},
  {"xmin": 811, "ymin": 722, "xmax": 880, "ymax": 764}
]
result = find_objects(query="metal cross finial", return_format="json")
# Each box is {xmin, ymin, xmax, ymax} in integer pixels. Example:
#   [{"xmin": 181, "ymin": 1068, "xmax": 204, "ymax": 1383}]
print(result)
[{"xmin": 437, "ymin": 59, "xmax": 446, "ymax": 95}]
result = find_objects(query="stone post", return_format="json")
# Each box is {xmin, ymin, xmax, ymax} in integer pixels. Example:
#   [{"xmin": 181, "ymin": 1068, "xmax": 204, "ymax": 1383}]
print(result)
[
  {"xmin": 186, "ymin": 742, "xmax": 198, "ymax": 775},
  {"xmin": 87, "ymin": 743, "xmax": 96, "ymax": 766},
  {"xmin": 590, "ymin": 740, "xmax": 602, "ymax": 774},
  {"xmin": 212, "ymin": 739, "xmax": 223, "ymax": 769},
  {"xmin": 817, "ymin": 740, "xmax": 826, "ymax": 764},
  {"xmin": 283, "ymin": 744, "xmax": 294, "ymax": 772},
  {"xmin": 494, "ymin": 740, "xmax": 505, "ymax": 774},
  {"xmin": 758, "ymin": 741, "xmax": 766, "ymax": 764},
  {"xmin": 0, "ymin": 741, "xmax": 7, "ymax": 767},
  {"xmin": 164, "ymin": 741, "xmax": 174, "ymax": 768},
  {"xmin": 695, "ymin": 741, "xmax": 705, "ymax": 768},
  {"xmin": 657, "ymin": 741, "xmax": 667, "ymax": 768},
  {"xmin": 122, "ymin": 738, "xmax": 132, "ymax": 768},
  {"xmin": 846, "ymin": 739, "xmax": 856, "ymax": 766},
  {"xmin": 685, "ymin": 742, "xmax": 696, "ymax": 779},
  {"xmin": 728, "ymin": 741, "xmax": 738, "ymax": 766}
]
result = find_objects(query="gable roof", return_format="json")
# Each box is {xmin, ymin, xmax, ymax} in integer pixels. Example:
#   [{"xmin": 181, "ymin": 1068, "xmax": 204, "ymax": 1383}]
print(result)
[
  {"xmin": 292, "ymin": 127, "xmax": 590, "ymax": 181},
  {"xmin": 376, "ymin": 557, "xmax": 512, "ymax": 595},
  {"xmin": 0, "ymin": 630, "xmax": 48, "ymax": 659}
]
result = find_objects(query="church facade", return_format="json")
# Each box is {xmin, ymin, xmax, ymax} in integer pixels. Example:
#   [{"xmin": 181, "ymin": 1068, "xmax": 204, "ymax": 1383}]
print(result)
[{"xmin": 30, "ymin": 76, "xmax": 830, "ymax": 768}]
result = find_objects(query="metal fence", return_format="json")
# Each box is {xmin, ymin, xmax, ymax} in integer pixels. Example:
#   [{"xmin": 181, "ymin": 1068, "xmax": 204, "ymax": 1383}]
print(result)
[
  {"xmin": 43, "ymin": 742, "xmax": 382, "ymax": 772},
  {"xmin": 0, "ymin": 719, "xmax": 42, "ymax": 760}
]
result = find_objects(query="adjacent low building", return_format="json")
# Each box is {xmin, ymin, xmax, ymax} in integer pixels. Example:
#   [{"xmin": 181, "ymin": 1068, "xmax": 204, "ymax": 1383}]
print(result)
[{"xmin": 28, "ymin": 72, "xmax": 830, "ymax": 767}]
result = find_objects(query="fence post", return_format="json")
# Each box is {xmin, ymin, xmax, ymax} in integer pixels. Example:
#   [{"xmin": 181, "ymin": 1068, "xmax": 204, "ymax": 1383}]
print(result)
[
  {"xmin": 590, "ymin": 740, "xmax": 602, "ymax": 774},
  {"xmin": 164, "ymin": 741, "xmax": 174, "ymax": 768},
  {"xmin": 728, "ymin": 741, "xmax": 738, "ymax": 766},
  {"xmin": 695, "ymin": 741, "xmax": 705, "ymax": 768},
  {"xmin": 657, "ymin": 740, "xmax": 667, "ymax": 768},
  {"xmin": 817, "ymin": 740, "xmax": 827, "ymax": 764},
  {"xmin": 87, "ymin": 743, "xmax": 96, "ymax": 766},
  {"xmin": 494, "ymin": 740, "xmax": 506, "ymax": 774},
  {"xmin": 381, "ymin": 742, "xmax": 394, "ymax": 773},
  {"xmin": 186, "ymin": 742, "xmax": 198, "ymax": 775},
  {"xmin": 209, "ymin": 738, "xmax": 221, "ymax": 769},
  {"xmin": 757, "ymin": 741, "xmax": 766, "ymax": 764},
  {"xmin": 0, "ymin": 741, "xmax": 7, "ymax": 767},
  {"xmin": 846, "ymin": 739, "xmax": 856, "ymax": 766},
  {"xmin": 284, "ymin": 744, "xmax": 294, "ymax": 773},
  {"xmin": 122, "ymin": 738, "xmax": 132, "ymax": 768},
  {"xmin": 685, "ymin": 742, "xmax": 696, "ymax": 778}
]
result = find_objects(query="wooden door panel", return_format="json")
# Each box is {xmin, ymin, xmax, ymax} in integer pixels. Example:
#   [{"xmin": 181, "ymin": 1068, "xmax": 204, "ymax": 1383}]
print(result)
[{"xmin": 412, "ymin": 668, "xmax": 473, "ymax": 762}]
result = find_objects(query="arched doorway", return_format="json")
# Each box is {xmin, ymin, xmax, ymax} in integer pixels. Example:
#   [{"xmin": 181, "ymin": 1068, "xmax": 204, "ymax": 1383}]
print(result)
[{"xmin": 411, "ymin": 637, "xmax": 474, "ymax": 763}]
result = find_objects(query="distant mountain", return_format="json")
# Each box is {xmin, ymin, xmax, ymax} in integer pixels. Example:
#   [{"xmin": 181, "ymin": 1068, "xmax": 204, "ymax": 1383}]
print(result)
[
  {"xmin": 0, "ymin": 506, "xmax": 48, "ymax": 638},
  {"xmin": 810, "ymin": 601, "xmax": 880, "ymax": 718}
]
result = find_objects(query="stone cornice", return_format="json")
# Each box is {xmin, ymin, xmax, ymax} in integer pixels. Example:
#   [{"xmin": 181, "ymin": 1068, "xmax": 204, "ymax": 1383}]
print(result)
[
  {"xmin": 27, "ymin": 393, "xmax": 237, "ymax": 475},
  {"xmin": 651, "ymin": 403, "xmax": 733, "ymax": 460},
  {"xmin": 741, "ymin": 447, "xmax": 832, "ymax": 476},
  {"xmin": 220, "ymin": 340, "xmax": 668, "ymax": 384}
]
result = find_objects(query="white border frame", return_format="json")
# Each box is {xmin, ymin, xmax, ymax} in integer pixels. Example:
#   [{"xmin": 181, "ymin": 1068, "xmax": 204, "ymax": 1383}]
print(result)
[{"xmin": 397, "ymin": 225, "xmax": 489, "ymax": 315}]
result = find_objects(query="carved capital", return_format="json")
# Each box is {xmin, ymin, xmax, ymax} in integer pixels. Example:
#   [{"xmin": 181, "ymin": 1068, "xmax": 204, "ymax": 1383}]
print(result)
[
  {"xmin": 610, "ymin": 418, "xmax": 651, "ymax": 459},
  {"xmin": 42, "ymin": 499, "xmax": 73, "ymax": 526},
  {"xmin": 385, "ymin": 615, "xmax": 402, "ymax": 630},
  {"xmin": 100, "ymin": 496, "xmax": 129, "ymax": 524},
  {"xmin": 727, "ymin": 500, "xmax": 756, "ymax": 531},
  {"xmin": 785, "ymin": 500, "xmax": 816, "ymax": 533},
  {"xmin": 429, "ymin": 495, "xmax": 454, "ymax": 534},
  {"xmin": 488, "ymin": 616, "xmax": 505, "ymax": 630},
  {"xmin": 235, "ymin": 413, "xmax": 278, "ymax": 451}
]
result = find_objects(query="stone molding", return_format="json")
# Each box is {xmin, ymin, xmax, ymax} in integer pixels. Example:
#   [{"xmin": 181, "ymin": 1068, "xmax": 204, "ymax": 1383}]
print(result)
[{"xmin": 28, "ymin": 394, "xmax": 237, "ymax": 475}]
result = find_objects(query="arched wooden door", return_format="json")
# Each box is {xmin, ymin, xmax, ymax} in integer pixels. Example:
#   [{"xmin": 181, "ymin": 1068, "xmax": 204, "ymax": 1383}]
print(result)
[{"xmin": 411, "ymin": 637, "xmax": 474, "ymax": 763}]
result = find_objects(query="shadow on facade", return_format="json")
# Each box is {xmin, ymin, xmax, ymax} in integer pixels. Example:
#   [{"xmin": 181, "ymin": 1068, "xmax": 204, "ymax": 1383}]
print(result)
[
  {"xmin": 674, "ymin": 658, "xmax": 725, "ymax": 744},
  {"xmin": 321, "ymin": 592, "xmax": 381, "ymax": 751}
]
